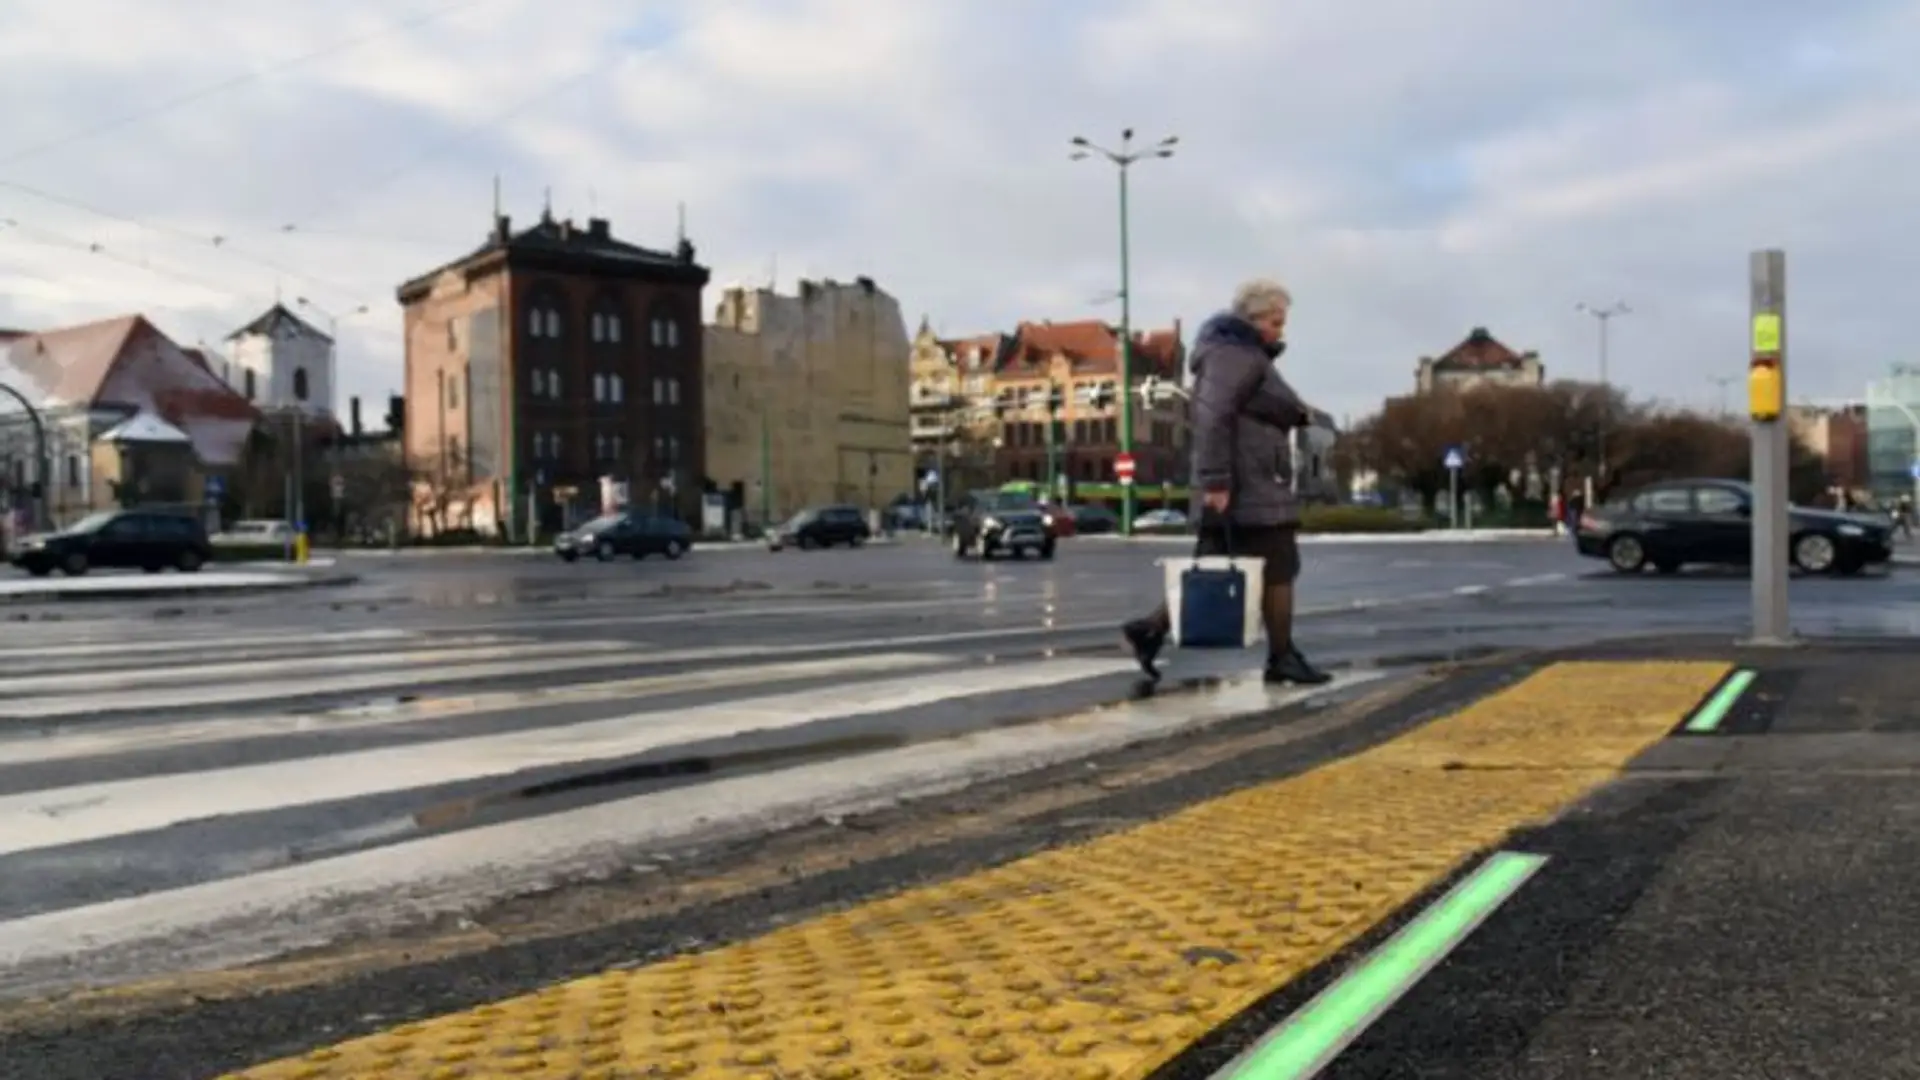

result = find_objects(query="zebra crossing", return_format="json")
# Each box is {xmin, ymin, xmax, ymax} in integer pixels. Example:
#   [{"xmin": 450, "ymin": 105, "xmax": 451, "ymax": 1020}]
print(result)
[{"xmin": 0, "ymin": 618, "xmax": 1218, "ymax": 998}]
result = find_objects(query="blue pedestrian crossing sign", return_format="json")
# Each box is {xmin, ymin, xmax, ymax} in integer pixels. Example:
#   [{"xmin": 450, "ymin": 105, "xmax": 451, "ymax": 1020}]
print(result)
[
  {"xmin": 204, "ymin": 474, "xmax": 224, "ymax": 501},
  {"xmin": 1443, "ymin": 447, "xmax": 1465, "ymax": 471}
]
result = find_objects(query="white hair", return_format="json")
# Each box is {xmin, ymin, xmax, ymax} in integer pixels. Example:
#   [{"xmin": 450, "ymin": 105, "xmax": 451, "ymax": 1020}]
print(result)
[{"xmin": 1231, "ymin": 278, "xmax": 1293, "ymax": 320}]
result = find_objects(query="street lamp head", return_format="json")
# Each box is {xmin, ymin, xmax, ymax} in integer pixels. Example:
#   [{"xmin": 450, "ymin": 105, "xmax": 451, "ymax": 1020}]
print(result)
[
  {"xmin": 296, "ymin": 296, "xmax": 312, "ymax": 307},
  {"xmin": 1159, "ymin": 135, "xmax": 1178, "ymax": 147},
  {"xmin": 1070, "ymin": 136, "xmax": 1089, "ymax": 147},
  {"xmin": 1070, "ymin": 150, "xmax": 1090, "ymax": 161},
  {"xmin": 1122, "ymin": 127, "xmax": 1134, "ymax": 142},
  {"xmin": 1154, "ymin": 149, "xmax": 1174, "ymax": 158}
]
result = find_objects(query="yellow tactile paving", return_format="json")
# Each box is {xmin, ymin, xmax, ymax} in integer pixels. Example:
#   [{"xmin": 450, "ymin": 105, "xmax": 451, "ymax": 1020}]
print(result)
[{"xmin": 226, "ymin": 660, "xmax": 1727, "ymax": 1080}]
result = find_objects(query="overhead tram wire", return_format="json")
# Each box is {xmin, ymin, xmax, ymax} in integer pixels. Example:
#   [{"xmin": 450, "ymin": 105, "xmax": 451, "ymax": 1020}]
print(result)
[
  {"xmin": 0, "ymin": 217, "xmax": 253, "ymax": 300},
  {"xmin": 0, "ymin": 179, "xmax": 369, "ymax": 305},
  {"xmin": 0, "ymin": 0, "xmax": 504, "ymax": 168}
]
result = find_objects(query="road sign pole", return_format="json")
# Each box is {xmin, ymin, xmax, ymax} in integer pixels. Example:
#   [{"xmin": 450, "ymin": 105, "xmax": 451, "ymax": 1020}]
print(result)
[
  {"xmin": 1747, "ymin": 249, "xmax": 1792, "ymax": 646},
  {"xmin": 1448, "ymin": 467, "xmax": 1459, "ymax": 530}
]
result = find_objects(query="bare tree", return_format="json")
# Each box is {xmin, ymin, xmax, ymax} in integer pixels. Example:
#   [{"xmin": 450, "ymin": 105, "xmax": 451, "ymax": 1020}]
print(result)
[{"xmin": 410, "ymin": 447, "xmax": 468, "ymax": 536}]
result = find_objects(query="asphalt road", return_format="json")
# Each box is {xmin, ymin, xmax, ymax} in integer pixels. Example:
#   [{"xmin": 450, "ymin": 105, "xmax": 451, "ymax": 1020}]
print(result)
[{"xmin": 0, "ymin": 537, "xmax": 1915, "ymax": 1001}]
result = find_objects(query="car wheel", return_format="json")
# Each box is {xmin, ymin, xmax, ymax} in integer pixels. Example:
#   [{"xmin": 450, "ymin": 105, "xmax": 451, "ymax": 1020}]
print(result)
[
  {"xmin": 850, "ymin": 535, "xmax": 865, "ymax": 547},
  {"xmin": 1037, "ymin": 542, "xmax": 1056, "ymax": 561},
  {"xmin": 61, "ymin": 552, "xmax": 88, "ymax": 577},
  {"xmin": 1606, "ymin": 534, "xmax": 1647, "ymax": 573},
  {"xmin": 25, "ymin": 564, "xmax": 51, "ymax": 577},
  {"xmin": 176, "ymin": 550, "xmax": 204, "ymax": 573},
  {"xmin": 799, "ymin": 535, "xmax": 817, "ymax": 551},
  {"xmin": 560, "ymin": 550, "xmax": 579, "ymax": 563},
  {"xmin": 595, "ymin": 541, "xmax": 616, "ymax": 561},
  {"xmin": 663, "ymin": 539, "xmax": 686, "ymax": 560},
  {"xmin": 1791, "ymin": 532, "xmax": 1836, "ymax": 574}
]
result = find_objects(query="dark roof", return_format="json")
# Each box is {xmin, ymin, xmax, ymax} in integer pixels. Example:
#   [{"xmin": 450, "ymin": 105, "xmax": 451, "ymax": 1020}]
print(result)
[
  {"xmin": 225, "ymin": 303, "xmax": 329, "ymax": 343},
  {"xmin": 395, "ymin": 211, "xmax": 710, "ymax": 303},
  {"xmin": 1430, "ymin": 326, "xmax": 1532, "ymax": 371}
]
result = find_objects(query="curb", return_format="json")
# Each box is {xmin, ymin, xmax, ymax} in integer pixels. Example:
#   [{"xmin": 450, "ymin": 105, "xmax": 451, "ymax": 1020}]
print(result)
[
  {"xmin": 1088, "ymin": 528, "xmax": 1561, "ymax": 545},
  {"xmin": 328, "ymin": 539, "xmax": 905, "ymax": 557},
  {"xmin": 0, "ymin": 573, "xmax": 360, "ymax": 604}
]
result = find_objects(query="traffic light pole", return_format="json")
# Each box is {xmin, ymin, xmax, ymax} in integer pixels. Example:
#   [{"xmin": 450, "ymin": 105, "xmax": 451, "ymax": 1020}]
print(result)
[
  {"xmin": 1747, "ymin": 249, "xmax": 1791, "ymax": 646},
  {"xmin": 1046, "ymin": 381, "xmax": 1061, "ymax": 500}
]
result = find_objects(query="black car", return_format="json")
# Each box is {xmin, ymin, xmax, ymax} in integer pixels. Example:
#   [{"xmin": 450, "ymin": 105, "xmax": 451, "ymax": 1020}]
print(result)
[
  {"xmin": 9, "ymin": 508, "xmax": 212, "ymax": 577},
  {"xmin": 1575, "ymin": 478, "xmax": 1892, "ymax": 576},
  {"xmin": 1069, "ymin": 504, "xmax": 1119, "ymax": 535},
  {"xmin": 950, "ymin": 490, "xmax": 1055, "ymax": 560},
  {"xmin": 554, "ymin": 511, "xmax": 693, "ymax": 561},
  {"xmin": 768, "ymin": 505, "xmax": 871, "ymax": 550}
]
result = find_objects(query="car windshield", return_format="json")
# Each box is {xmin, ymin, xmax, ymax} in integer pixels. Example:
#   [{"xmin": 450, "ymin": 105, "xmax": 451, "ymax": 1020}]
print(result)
[
  {"xmin": 578, "ymin": 513, "xmax": 625, "ymax": 532},
  {"xmin": 976, "ymin": 492, "xmax": 1037, "ymax": 512},
  {"xmin": 65, "ymin": 511, "xmax": 119, "ymax": 534},
  {"xmin": 785, "ymin": 511, "xmax": 817, "ymax": 528}
]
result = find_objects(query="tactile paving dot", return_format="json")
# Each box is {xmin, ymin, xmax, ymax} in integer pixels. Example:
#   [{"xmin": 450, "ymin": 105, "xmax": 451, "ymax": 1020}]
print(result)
[{"xmin": 229, "ymin": 661, "xmax": 1727, "ymax": 1080}]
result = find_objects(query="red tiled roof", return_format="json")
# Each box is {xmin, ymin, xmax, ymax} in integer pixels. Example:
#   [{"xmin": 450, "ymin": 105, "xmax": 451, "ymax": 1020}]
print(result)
[
  {"xmin": 998, "ymin": 318, "xmax": 1184, "ymax": 379},
  {"xmin": 6, "ymin": 313, "xmax": 257, "ymax": 424},
  {"xmin": 1432, "ymin": 326, "xmax": 1526, "ymax": 371}
]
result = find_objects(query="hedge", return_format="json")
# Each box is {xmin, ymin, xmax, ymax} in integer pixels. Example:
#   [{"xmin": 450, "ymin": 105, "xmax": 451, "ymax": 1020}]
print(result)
[{"xmin": 1297, "ymin": 505, "xmax": 1430, "ymax": 533}]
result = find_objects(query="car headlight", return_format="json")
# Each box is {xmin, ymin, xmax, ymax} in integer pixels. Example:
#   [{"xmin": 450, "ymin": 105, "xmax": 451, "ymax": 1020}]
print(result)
[
  {"xmin": 982, "ymin": 516, "xmax": 1001, "ymax": 530},
  {"xmin": 1837, "ymin": 524, "xmax": 1865, "ymax": 537},
  {"xmin": 1042, "ymin": 514, "xmax": 1055, "ymax": 527}
]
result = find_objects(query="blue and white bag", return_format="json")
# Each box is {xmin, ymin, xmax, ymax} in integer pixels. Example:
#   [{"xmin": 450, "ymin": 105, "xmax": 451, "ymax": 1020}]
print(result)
[{"xmin": 1160, "ymin": 525, "xmax": 1265, "ymax": 649}]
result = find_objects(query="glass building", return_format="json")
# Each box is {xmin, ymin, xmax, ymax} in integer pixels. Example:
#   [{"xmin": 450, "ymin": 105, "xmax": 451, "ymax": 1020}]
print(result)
[{"xmin": 1865, "ymin": 365, "xmax": 1920, "ymax": 501}]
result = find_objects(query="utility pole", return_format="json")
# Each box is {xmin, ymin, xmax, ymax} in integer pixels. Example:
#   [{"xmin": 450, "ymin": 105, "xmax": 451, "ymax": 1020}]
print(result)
[
  {"xmin": 758, "ymin": 411, "xmax": 771, "ymax": 527},
  {"xmin": 1575, "ymin": 300, "xmax": 1630, "ymax": 487},
  {"xmin": 1072, "ymin": 128, "xmax": 1177, "ymax": 536},
  {"xmin": 1746, "ymin": 251, "xmax": 1791, "ymax": 646}
]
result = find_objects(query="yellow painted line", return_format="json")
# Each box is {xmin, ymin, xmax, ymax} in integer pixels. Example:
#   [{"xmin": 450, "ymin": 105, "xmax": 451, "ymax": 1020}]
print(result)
[{"xmin": 229, "ymin": 660, "xmax": 1729, "ymax": 1080}]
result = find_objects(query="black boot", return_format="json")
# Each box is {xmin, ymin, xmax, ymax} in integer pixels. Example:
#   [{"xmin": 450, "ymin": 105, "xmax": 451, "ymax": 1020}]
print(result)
[
  {"xmin": 1265, "ymin": 643, "xmax": 1332, "ymax": 685},
  {"xmin": 1122, "ymin": 618, "xmax": 1167, "ymax": 682}
]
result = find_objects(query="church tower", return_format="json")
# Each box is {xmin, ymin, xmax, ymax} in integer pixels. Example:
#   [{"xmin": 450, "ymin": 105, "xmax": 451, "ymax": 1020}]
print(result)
[{"xmin": 223, "ymin": 303, "xmax": 335, "ymax": 418}]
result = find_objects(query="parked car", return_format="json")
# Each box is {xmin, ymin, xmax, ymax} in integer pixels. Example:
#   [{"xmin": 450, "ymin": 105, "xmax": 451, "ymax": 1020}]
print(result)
[
  {"xmin": 1135, "ymin": 508, "xmax": 1189, "ymax": 533},
  {"xmin": 211, "ymin": 519, "xmax": 296, "ymax": 549},
  {"xmin": 1068, "ymin": 504, "xmax": 1119, "ymax": 535},
  {"xmin": 1576, "ymin": 477, "xmax": 1892, "ymax": 576},
  {"xmin": 949, "ymin": 490, "xmax": 1055, "ymax": 560},
  {"xmin": 9, "ymin": 508, "xmax": 212, "ymax": 576},
  {"xmin": 768, "ymin": 505, "xmax": 871, "ymax": 550},
  {"xmin": 554, "ymin": 511, "xmax": 693, "ymax": 561}
]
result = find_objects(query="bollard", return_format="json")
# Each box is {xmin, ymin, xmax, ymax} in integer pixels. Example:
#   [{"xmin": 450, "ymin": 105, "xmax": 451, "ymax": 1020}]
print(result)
[{"xmin": 294, "ymin": 531, "xmax": 310, "ymax": 564}]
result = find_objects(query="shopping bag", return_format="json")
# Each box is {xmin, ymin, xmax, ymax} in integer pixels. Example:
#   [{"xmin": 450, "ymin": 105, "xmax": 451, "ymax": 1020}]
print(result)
[{"xmin": 1161, "ymin": 553, "xmax": 1266, "ymax": 648}]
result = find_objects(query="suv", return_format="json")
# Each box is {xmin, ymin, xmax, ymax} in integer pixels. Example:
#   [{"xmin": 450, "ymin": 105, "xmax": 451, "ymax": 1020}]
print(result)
[
  {"xmin": 769, "ymin": 505, "xmax": 871, "ymax": 550},
  {"xmin": 554, "ymin": 511, "xmax": 693, "ymax": 561},
  {"xmin": 9, "ymin": 508, "xmax": 212, "ymax": 577},
  {"xmin": 950, "ymin": 490, "xmax": 1055, "ymax": 560}
]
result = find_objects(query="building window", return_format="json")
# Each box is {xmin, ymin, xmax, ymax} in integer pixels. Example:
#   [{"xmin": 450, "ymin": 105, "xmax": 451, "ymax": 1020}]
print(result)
[
  {"xmin": 665, "ymin": 319, "xmax": 679, "ymax": 348},
  {"xmin": 293, "ymin": 367, "xmax": 310, "ymax": 401},
  {"xmin": 650, "ymin": 318, "xmax": 663, "ymax": 347},
  {"xmin": 445, "ymin": 320, "xmax": 458, "ymax": 351},
  {"xmin": 652, "ymin": 376, "xmax": 664, "ymax": 405},
  {"xmin": 594, "ymin": 434, "xmax": 608, "ymax": 460},
  {"xmin": 667, "ymin": 377, "xmax": 681, "ymax": 406},
  {"xmin": 527, "ymin": 308, "xmax": 543, "ymax": 338},
  {"xmin": 667, "ymin": 435, "xmax": 680, "ymax": 465},
  {"xmin": 448, "ymin": 435, "xmax": 462, "ymax": 466},
  {"xmin": 607, "ymin": 315, "xmax": 621, "ymax": 343},
  {"xmin": 531, "ymin": 368, "xmax": 545, "ymax": 396},
  {"xmin": 544, "ymin": 309, "xmax": 560, "ymax": 338},
  {"xmin": 611, "ymin": 434, "xmax": 623, "ymax": 459},
  {"xmin": 653, "ymin": 435, "xmax": 665, "ymax": 464},
  {"xmin": 244, "ymin": 369, "xmax": 256, "ymax": 400},
  {"xmin": 591, "ymin": 313, "xmax": 605, "ymax": 343},
  {"xmin": 609, "ymin": 373, "xmax": 624, "ymax": 403},
  {"xmin": 547, "ymin": 368, "xmax": 561, "ymax": 398},
  {"xmin": 446, "ymin": 371, "xmax": 459, "ymax": 409},
  {"xmin": 593, "ymin": 373, "xmax": 606, "ymax": 402},
  {"xmin": 65, "ymin": 454, "xmax": 79, "ymax": 487}
]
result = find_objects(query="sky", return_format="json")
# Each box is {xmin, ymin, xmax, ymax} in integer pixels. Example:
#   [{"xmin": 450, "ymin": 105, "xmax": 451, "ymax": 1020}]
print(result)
[{"xmin": 2, "ymin": 0, "xmax": 1918, "ymax": 428}]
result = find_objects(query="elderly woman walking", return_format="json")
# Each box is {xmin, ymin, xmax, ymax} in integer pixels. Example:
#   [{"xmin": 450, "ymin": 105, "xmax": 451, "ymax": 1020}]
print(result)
[{"xmin": 1122, "ymin": 278, "xmax": 1332, "ymax": 686}]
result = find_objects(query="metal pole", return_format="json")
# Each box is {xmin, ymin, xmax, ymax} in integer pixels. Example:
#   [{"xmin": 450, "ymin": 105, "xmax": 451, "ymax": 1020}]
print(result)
[
  {"xmin": 1117, "ymin": 163, "xmax": 1136, "ymax": 535},
  {"xmin": 1577, "ymin": 301, "xmax": 1629, "ymax": 490},
  {"xmin": 1448, "ymin": 466, "xmax": 1459, "ymax": 530},
  {"xmin": 758, "ymin": 411, "xmax": 771, "ymax": 527},
  {"xmin": 1748, "ymin": 250, "xmax": 1791, "ymax": 645}
]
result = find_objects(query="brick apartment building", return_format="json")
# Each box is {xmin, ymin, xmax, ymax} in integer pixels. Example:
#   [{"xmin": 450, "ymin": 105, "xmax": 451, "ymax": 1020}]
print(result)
[{"xmin": 396, "ymin": 208, "xmax": 710, "ymax": 536}]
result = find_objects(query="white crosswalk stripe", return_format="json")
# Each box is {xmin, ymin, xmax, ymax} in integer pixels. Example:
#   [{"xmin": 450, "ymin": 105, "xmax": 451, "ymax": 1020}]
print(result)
[{"xmin": 0, "ymin": 622, "xmax": 1146, "ymax": 992}]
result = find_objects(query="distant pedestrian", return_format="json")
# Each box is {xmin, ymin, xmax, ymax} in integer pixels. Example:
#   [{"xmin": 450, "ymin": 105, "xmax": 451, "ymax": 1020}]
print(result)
[{"xmin": 1121, "ymin": 278, "xmax": 1332, "ymax": 686}]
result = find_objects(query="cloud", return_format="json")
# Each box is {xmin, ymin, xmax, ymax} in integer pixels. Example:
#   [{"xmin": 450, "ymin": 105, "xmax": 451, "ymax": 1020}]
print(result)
[{"xmin": 2, "ymin": 0, "xmax": 1918, "ymax": 426}]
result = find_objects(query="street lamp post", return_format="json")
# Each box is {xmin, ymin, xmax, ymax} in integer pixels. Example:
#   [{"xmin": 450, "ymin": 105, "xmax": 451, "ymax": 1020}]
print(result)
[
  {"xmin": 1575, "ymin": 300, "xmax": 1630, "ymax": 495},
  {"xmin": 1072, "ymin": 128, "xmax": 1176, "ymax": 536}
]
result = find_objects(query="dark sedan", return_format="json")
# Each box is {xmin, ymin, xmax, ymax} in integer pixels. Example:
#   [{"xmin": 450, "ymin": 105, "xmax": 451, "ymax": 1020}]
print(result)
[
  {"xmin": 9, "ymin": 508, "xmax": 211, "ymax": 576},
  {"xmin": 1575, "ymin": 478, "xmax": 1891, "ymax": 576},
  {"xmin": 554, "ymin": 511, "xmax": 692, "ymax": 561},
  {"xmin": 767, "ymin": 505, "xmax": 872, "ymax": 550}
]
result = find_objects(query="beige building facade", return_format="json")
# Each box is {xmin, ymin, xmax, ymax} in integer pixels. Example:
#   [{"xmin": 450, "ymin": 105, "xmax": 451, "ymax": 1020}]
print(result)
[{"xmin": 704, "ymin": 277, "xmax": 912, "ymax": 525}]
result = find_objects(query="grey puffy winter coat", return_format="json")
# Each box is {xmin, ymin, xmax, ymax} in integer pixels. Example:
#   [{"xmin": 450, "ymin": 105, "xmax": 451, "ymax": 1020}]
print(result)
[{"xmin": 1187, "ymin": 312, "xmax": 1316, "ymax": 527}]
